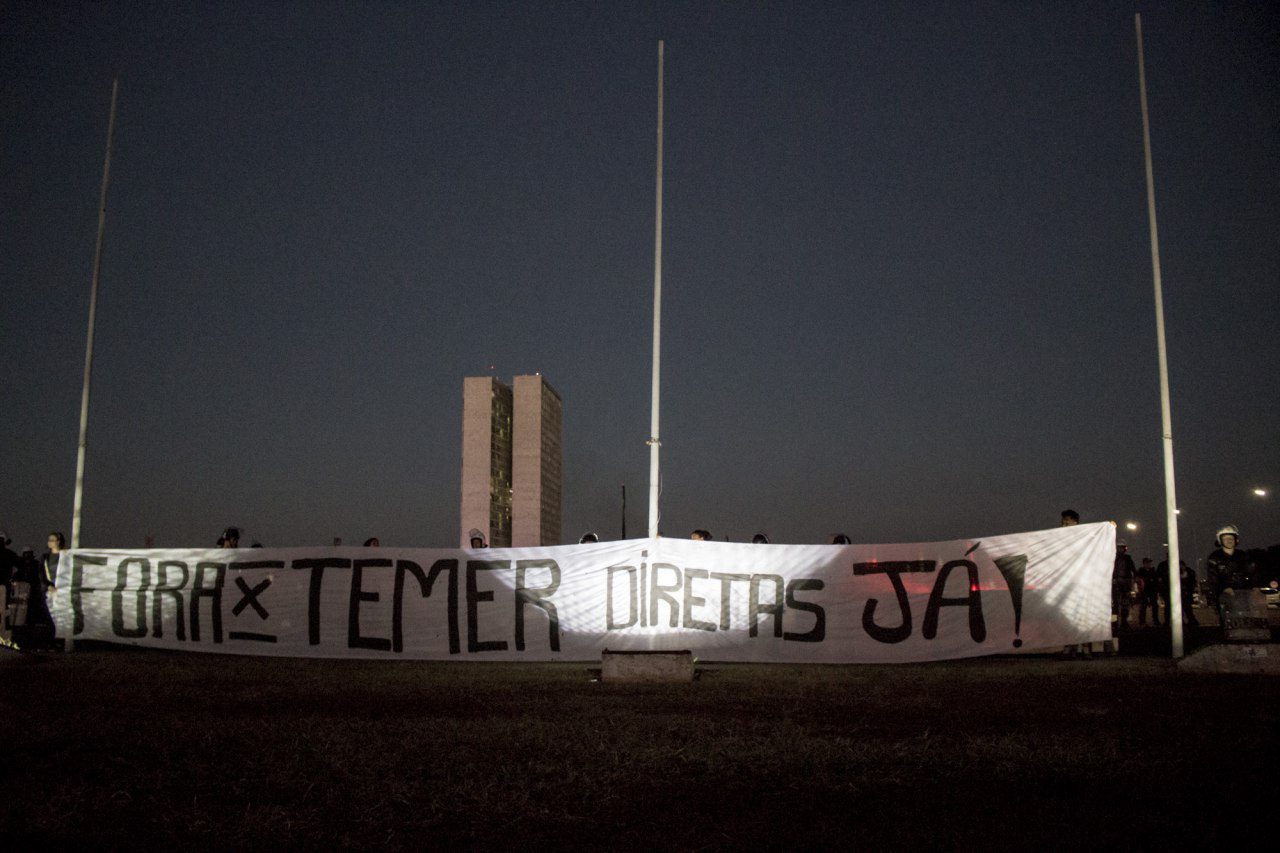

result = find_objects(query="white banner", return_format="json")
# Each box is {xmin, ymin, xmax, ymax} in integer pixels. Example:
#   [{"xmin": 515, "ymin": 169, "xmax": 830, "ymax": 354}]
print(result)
[{"xmin": 50, "ymin": 522, "xmax": 1115, "ymax": 662}]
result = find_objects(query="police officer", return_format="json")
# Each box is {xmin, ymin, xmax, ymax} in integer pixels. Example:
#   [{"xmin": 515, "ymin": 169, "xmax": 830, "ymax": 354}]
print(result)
[{"xmin": 1206, "ymin": 524, "xmax": 1254, "ymax": 621}]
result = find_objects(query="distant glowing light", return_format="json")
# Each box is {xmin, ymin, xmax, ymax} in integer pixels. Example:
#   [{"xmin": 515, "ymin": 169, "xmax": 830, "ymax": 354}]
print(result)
[
  {"xmin": 1254, "ymin": 488, "xmax": 1268, "ymax": 497},
  {"xmin": 1125, "ymin": 522, "xmax": 1139, "ymax": 531}
]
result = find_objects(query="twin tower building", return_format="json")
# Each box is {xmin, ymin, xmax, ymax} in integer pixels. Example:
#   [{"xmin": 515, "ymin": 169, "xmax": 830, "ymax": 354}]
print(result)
[{"xmin": 459, "ymin": 375, "xmax": 562, "ymax": 548}]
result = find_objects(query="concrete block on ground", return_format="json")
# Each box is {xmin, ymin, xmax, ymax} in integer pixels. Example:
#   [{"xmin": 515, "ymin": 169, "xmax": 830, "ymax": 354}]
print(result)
[
  {"xmin": 601, "ymin": 649, "xmax": 694, "ymax": 683},
  {"xmin": 1177, "ymin": 643, "xmax": 1280, "ymax": 675}
]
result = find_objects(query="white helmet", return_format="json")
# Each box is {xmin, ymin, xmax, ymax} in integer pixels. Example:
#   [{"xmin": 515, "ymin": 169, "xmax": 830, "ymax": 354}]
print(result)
[{"xmin": 1215, "ymin": 524, "xmax": 1240, "ymax": 546}]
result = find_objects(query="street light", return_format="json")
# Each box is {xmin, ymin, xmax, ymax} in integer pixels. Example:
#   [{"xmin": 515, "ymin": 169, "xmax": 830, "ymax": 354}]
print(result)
[
  {"xmin": 1125, "ymin": 522, "xmax": 1139, "ymax": 531},
  {"xmin": 1253, "ymin": 488, "xmax": 1268, "ymax": 498}
]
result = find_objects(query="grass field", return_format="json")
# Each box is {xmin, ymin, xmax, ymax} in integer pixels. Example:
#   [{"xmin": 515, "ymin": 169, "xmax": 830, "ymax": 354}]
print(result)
[{"xmin": 2, "ymin": 636, "xmax": 1276, "ymax": 849}]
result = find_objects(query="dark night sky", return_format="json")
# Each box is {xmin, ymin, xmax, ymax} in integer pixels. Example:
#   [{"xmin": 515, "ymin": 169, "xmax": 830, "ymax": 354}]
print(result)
[{"xmin": 2, "ymin": 2, "xmax": 1277, "ymax": 561}]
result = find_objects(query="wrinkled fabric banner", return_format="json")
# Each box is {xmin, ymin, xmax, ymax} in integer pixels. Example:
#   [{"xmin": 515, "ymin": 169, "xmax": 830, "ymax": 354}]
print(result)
[{"xmin": 51, "ymin": 522, "xmax": 1115, "ymax": 662}]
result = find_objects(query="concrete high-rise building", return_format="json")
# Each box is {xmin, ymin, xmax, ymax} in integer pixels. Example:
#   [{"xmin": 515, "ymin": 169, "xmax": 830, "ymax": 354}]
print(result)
[
  {"xmin": 512, "ymin": 375, "xmax": 562, "ymax": 547},
  {"xmin": 459, "ymin": 374, "xmax": 562, "ymax": 548},
  {"xmin": 460, "ymin": 377, "xmax": 513, "ymax": 548}
]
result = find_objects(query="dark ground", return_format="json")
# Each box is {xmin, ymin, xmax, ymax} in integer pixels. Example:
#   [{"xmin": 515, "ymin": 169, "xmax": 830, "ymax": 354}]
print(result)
[{"xmin": 2, "ymin": 618, "xmax": 1276, "ymax": 850}]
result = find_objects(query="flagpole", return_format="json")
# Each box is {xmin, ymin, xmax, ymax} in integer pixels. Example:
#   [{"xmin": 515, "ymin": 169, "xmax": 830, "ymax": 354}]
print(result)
[
  {"xmin": 647, "ymin": 41, "xmax": 664, "ymax": 539},
  {"xmin": 1135, "ymin": 15, "xmax": 1183, "ymax": 658},
  {"xmin": 71, "ymin": 78, "xmax": 119, "ymax": 550}
]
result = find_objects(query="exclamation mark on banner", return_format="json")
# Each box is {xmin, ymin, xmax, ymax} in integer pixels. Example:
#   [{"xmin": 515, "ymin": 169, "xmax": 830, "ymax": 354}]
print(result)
[{"xmin": 992, "ymin": 554, "xmax": 1028, "ymax": 648}]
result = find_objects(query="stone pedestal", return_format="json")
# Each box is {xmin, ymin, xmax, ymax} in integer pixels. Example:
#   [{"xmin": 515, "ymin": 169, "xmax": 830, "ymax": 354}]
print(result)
[{"xmin": 601, "ymin": 650, "xmax": 695, "ymax": 683}]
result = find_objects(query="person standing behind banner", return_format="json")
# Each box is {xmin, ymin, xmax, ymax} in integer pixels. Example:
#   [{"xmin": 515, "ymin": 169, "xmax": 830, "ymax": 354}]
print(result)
[
  {"xmin": 1137, "ymin": 557, "xmax": 1161, "ymax": 628},
  {"xmin": 14, "ymin": 547, "xmax": 54, "ymax": 648},
  {"xmin": 1112, "ymin": 542, "xmax": 1135, "ymax": 632},
  {"xmin": 41, "ymin": 532, "xmax": 65, "ymax": 646},
  {"xmin": 0, "ymin": 532, "xmax": 16, "ymax": 589},
  {"xmin": 1156, "ymin": 556, "xmax": 1170, "ymax": 625},
  {"xmin": 42, "ymin": 532, "xmax": 65, "ymax": 588},
  {"xmin": 1166, "ymin": 554, "xmax": 1199, "ymax": 627},
  {"xmin": 1058, "ymin": 510, "xmax": 1090, "ymax": 659},
  {"xmin": 0, "ymin": 533, "xmax": 16, "ymax": 642},
  {"xmin": 468, "ymin": 528, "xmax": 488, "ymax": 549}
]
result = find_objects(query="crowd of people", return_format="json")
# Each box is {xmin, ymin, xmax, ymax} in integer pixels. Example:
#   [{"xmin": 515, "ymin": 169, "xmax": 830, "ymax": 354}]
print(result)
[
  {"xmin": 0, "ymin": 530, "xmax": 62, "ymax": 650},
  {"xmin": 467, "ymin": 528, "xmax": 853, "ymax": 547},
  {"xmin": 1060, "ymin": 508, "xmax": 1265, "ymax": 659},
  {"xmin": 683, "ymin": 530, "xmax": 850, "ymax": 545},
  {"xmin": 1106, "ymin": 540, "xmax": 1198, "ymax": 632}
]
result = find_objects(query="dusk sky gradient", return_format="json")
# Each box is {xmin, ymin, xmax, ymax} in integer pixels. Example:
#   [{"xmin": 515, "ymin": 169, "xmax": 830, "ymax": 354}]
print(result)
[{"xmin": 3, "ymin": 2, "xmax": 1277, "ymax": 562}]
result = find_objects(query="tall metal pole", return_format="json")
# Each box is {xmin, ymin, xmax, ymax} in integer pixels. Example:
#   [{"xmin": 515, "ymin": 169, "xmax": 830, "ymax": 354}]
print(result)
[
  {"xmin": 621, "ymin": 483, "xmax": 627, "ymax": 539},
  {"xmin": 71, "ymin": 78, "xmax": 119, "ymax": 550},
  {"xmin": 647, "ymin": 41, "xmax": 664, "ymax": 539},
  {"xmin": 1135, "ymin": 15, "xmax": 1183, "ymax": 658}
]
